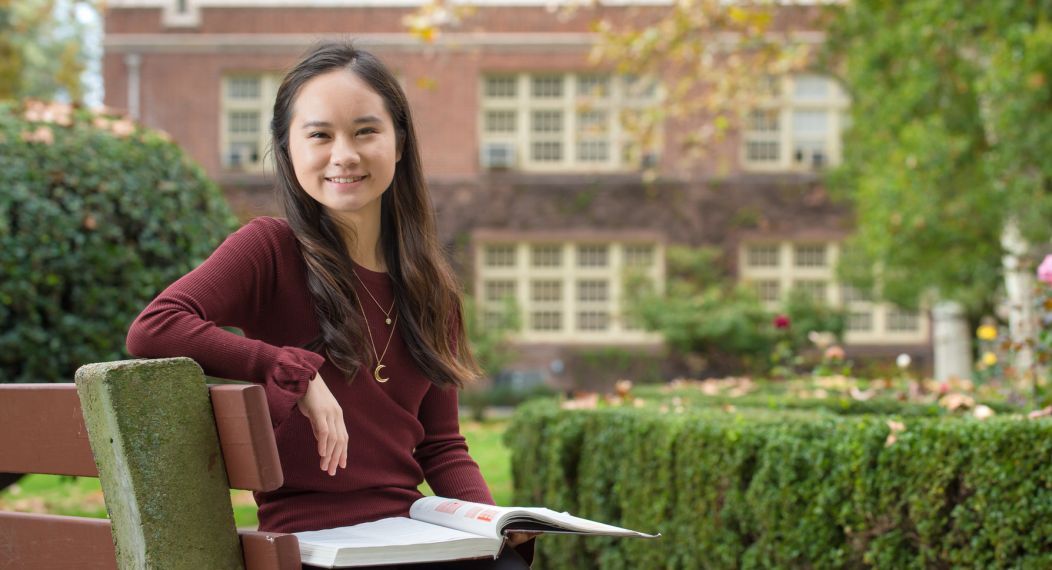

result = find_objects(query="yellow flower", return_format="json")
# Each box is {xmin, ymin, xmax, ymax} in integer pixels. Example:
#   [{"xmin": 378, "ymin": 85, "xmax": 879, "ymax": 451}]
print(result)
[
  {"xmin": 982, "ymin": 352, "xmax": 998, "ymax": 367},
  {"xmin": 977, "ymin": 325, "xmax": 997, "ymax": 341}
]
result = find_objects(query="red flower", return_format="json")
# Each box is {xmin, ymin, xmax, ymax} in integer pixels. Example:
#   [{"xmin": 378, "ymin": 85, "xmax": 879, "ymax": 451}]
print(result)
[{"xmin": 773, "ymin": 314, "xmax": 791, "ymax": 329}]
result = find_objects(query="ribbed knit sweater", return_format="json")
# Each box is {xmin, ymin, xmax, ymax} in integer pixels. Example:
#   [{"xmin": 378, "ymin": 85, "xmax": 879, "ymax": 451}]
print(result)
[{"xmin": 126, "ymin": 216, "xmax": 495, "ymax": 533}]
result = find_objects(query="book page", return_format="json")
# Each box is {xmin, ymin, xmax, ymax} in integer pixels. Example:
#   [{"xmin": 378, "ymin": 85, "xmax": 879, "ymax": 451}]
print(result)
[
  {"xmin": 409, "ymin": 497, "xmax": 514, "ymax": 539},
  {"xmin": 409, "ymin": 497, "xmax": 660, "ymax": 539}
]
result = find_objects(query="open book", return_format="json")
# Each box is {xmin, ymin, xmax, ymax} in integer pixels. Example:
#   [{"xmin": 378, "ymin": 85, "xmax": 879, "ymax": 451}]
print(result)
[{"xmin": 293, "ymin": 496, "xmax": 660, "ymax": 568}]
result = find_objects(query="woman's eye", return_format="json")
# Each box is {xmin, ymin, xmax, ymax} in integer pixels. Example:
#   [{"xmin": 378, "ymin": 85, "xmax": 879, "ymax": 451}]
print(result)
[
  {"xmin": 357, "ymin": 128, "xmax": 377, "ymax": 136},
  {"xmin": 308, "ymin": 132, "xmax": 329, "ymax": 139}
]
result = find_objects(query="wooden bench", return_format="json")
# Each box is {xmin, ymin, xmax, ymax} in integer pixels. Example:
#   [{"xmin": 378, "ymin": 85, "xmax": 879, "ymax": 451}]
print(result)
[{"xmin": 0, "ymin": 358, "xmax": 301, "ymax": 569}]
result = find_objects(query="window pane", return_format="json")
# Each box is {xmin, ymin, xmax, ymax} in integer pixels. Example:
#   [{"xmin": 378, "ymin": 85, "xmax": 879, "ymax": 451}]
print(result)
[
  {"xmin": 531, "ymin": 280, "xmax": 562, "ymax": 302},
  {"xmin": 747, "ymin": 110, "xmax": 779, "ymax": 133},
  {"xmin": 484, "ymin": 280, "xmax": 516, "ymax": 302},
  {"xmin": 531, "ymin": 110, "xmax": 563, "ymax": 133},
  {"xmin": 746, "ymin": 140, "xmax": 780, "ymax": 162},
  {"xmin": 577, "ymin": 74, "xmax": 610, "ymax": 99},
  {"xmin": 623, "ymin": 74, "xmax": 657, "ymax": 99},
  {"xmin": 793, "ymin": 280, "xmax": 828, "ymax": 303},
  {"xmin": 754, "ymin": 280, "xmax": 780, "ymax": 302},
  {"xmin": 577, "ymin": 244, "xmax": 609, "ymax": 267},
  {"xmin": 576, "ymin": 140, "xmax": 609, "ymax": 162},
  {"xmin": 886, "ymin": 307, "xmax": 920, "ymax": 332},
  {"xmin": 531, "ymin": 141, "xmax": 562, "ymax": 162},
  {"xmin": 484, "ymin": 245, "xmax": 516, "ymax": 267},
  {"xmin": 484, "ymin": 110, "xmax": 516, "ymax": 134},
  {"xmin": 746, "ymin": 245, "xmax": 780, "ymax": 267},
  {"xmin": 577, "ymin": 311, "xmax": 610, "ymax": 331},
  {"xmin": 531, "ymin": 244, "xmax": 562, "ymax": 267},
  {"xmin": 530, "ymin": 311, "xmax": 562, "ymax": 331},
  {"xmin": 793, "ymin": 75, "xmax": 831, "ymax": 100},
  {"xmin": 228, "ymin": 76, "xmax": 261, "ymax": 99},
  {"xmin": 847, "ymin": 311, "xmax": 873, "ymax": 332},
  {"xmin": 228, "ymin": 111, "xmax": 260, "ymax": 135},
  {"xmin": 577, "ymin": 279, "xmax": 609, "ymax": 302},
  {"xmin": 227, "ymin": 141, "xmax": 259, "ymax": 167},
  {"xmin": 576, "ymin": 111, "xmax": 608, "ymax": 136},
  {"xmin": 531, "ymin": 75, "xmax": 563, "ymax": 98},
  {"xmin": 842, "ymin": 286, "xmax": 873, "ymax": 304},
  {"xmin": 624, "ymin": 245, "xmax": 654, "ymax": 267},
  {"xmin": 485, "ymin": 76, "xmax": 517, "ymax": 98},
  {"xmin": 792, "ymin": 110, "xmax": 829, "ymax": 135},
  {"xmin": 793, "ymin": 244, "xmax": 827, "ymax": 268}
]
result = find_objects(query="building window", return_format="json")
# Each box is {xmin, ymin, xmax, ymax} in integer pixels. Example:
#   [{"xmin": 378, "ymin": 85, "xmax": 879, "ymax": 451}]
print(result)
[
  {"xmin": 746, "ymin": 244, "xmax": 780, "ymax": 268},
  {"xmin": 531, "ymin": 311, "xmax": 563, "ymax": 331},
  {"xmin": 577, "ymin": 280, "xmax": 609, "ymax": 302},
  {"xmin": 794, "ymin": 244, "xmax": 827, "ymax": 268},
  {"xmin": 484, "ymin": 280, "xmax": 516, "ymax": 303},
  {"xmin": 624, "ymin": 244, "xmax": 655, "ymax": 267},
  {"xmin": 742, "ymin": 74, "xmax": 847, "ymax": 171},
  {"xmin": 531, "ymin": 244, "xmax": 562, "ymax": 267},
  {"xmin": 577, "ymin": 311, "xmax": 610, "ymax": 331},
  {"xmin": 847, "ymin": 311, "xmax": 873, "ymax": 332},
  {"xmin": 842, "ymin": 286, "xmax": 873, "ymax": 304},
  {"xmin": 480, "ymin": 72, "xmax": 659, "ymax": 172},
  {"xmin": 754, "ymin": 280, "xmax": 781, "ymax": 303},
  {"xmin": 531, "ymin": 280, "xmax": 562, "ymax": 303},
  {"xmin": 886, "ymin": 307, "xmax": 920, "ymax": 332},
  {"xmin": 793, "ymin": 280, "xmax": 828, "ymax": 303},
  {"xmin": 221, "ymin": 74, "xmax": 282, "ymax": 171},
  {"xmin": 484, "ymin": 245, "xmax": 516, "ymax": 268},
  {"xmin": 577, "ymin": 245, "xmax": 609, "ymax": 268}
]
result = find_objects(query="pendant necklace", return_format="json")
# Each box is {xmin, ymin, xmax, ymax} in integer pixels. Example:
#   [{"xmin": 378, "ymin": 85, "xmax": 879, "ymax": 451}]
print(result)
[
  {"xmin": 351, "ymin": 285, "xmax": 398, "ymax": 383},
  {"xmin": 352, "ymin": 269, "xmax": 396, "ymax": 326}
]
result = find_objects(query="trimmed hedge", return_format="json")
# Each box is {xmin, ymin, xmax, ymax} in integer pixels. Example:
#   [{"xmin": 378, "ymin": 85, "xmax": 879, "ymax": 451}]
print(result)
[
  {"xmin": 505, "ymin": 400, "xmax": 1052, "ymax": 569},
  {"xmin": 0, "ymin": 100, "xmax": 237, "ymax": 381}
]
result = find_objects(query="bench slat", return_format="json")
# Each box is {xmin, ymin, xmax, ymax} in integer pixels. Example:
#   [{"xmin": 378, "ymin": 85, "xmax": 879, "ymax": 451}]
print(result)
[
  {"xmin": 0, "ymin": 383, "xmax": 283, "ymax": 491},
  {"xmin": 0, "ymin": 513, "xmax": 300, "ymax": 570},
  {"xmin": 0, "ymin": 384, "xmax": 98, "ymax": 477}
]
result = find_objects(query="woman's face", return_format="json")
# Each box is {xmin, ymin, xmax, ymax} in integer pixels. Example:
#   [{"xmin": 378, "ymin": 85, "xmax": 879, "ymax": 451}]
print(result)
[{"xmin": 288, "ymin": 69, "xmax": 401, "ymax": 225}]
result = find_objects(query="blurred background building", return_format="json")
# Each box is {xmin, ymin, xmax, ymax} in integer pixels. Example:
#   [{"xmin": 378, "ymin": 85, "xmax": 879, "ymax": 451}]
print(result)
[{"xmin": 101, "ymin": 0, "xmax": 931, "ymax": 386}]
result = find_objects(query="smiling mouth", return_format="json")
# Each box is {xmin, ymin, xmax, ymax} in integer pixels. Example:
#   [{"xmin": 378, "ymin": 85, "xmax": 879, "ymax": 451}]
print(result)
[{"xmin": 326, "ymin": 175, "xmax": 368, "ymax": 184}]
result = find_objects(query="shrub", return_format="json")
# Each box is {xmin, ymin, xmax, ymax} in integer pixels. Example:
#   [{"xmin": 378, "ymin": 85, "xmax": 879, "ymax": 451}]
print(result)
[
  {"xmin": 506, "ymin": 400, "xmax": 1052, "ymax": 569},
  {"xmin": 0, "ymin": 100, "xmax": 237, "ymax": 382}
]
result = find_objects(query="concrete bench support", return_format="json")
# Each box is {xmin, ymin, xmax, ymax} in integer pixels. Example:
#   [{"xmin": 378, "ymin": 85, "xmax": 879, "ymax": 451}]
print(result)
[{"xmin": 76, "ymin": 358, "xmax": 245, "ymax": 569}]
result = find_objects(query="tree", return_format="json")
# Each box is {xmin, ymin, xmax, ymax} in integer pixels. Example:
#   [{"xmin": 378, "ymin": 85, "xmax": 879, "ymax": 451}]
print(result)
[
  {"xmin": 824, "ymin": 2, "xmax": 1052, "ymax": 376},
  {"xmin": 0, "ymin": 0, "xmax": 97, "ymax": 103}
]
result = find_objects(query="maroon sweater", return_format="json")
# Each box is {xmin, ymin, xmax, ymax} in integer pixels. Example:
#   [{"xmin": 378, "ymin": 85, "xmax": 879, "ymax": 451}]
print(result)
[{"xmin": 126, "ymin": 216, "xmax": 494, "ymax": 533}]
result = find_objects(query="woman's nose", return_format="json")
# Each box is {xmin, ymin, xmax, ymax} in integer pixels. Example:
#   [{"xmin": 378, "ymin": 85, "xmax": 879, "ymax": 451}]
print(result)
[{"xmin": 331, "ymin": 136, "xmax": 360, "ymax": 167}]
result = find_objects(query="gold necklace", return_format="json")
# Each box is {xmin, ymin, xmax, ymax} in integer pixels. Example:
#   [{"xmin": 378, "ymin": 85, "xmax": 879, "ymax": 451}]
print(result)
[
  {"xmin": 351, "ymin": 287, "xmax": 398, "ymax": 383},
  {"xmin": 352, "ymin": 269, "xmax": 396, "ymax": 326}
]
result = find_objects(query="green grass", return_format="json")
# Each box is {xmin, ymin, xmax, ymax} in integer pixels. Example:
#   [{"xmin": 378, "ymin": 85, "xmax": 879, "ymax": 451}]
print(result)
[{"xmin": 0, "ymin": 419, "xmax": 512, "ymax": 528}]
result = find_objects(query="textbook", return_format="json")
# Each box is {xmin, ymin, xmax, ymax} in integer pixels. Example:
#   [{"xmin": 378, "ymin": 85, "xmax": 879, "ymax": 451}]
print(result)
[{"xmin": 293, "ymin": 496, "xmax": 660, "ymax": 568}]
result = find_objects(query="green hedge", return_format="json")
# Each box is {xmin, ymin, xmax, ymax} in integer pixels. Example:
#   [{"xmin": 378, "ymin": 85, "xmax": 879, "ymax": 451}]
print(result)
[
  {"xmin": 505, "ymin": 400, "xmax": 1052, "ymax": 569},
  {"xmin": 0, "ymin": 100, "xmax": 237, "ymax": 382}
]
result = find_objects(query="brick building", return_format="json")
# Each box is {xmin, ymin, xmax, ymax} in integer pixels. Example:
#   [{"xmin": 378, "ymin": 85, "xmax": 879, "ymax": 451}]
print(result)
[{"xmin": 102, "ymin": 0, "xmax": 931, "ymax": 387}]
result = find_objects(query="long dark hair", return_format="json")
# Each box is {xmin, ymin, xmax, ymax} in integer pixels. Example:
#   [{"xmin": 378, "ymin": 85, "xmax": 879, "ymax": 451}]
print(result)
[{"xmin": 270, "ymin": 41, "xmax": 479, "ymax": 388}]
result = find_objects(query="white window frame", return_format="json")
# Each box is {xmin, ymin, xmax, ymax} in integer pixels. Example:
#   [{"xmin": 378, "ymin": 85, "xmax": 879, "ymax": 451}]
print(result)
[
  {"xmin": 219, "ymin": 73, "xmax": 281, "ymax": 173},
  {"xmin": 741, "ymin": 74, "xmax": 849, "ymax": 172}
]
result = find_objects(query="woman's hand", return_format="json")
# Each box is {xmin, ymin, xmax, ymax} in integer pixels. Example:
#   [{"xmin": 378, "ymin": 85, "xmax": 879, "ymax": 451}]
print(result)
[
  {"xmin": 296, "ymin": 373, "xmax": 348, "ymax": 476},
  {"xmin": 505, "ymin": 531, "xmax": 541, "ymax": 548}
]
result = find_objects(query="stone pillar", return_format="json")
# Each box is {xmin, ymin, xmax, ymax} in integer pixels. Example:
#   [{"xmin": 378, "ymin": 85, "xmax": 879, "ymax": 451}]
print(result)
[
  {"xmin": 124, "ymin": 53, "xmax": 141, "ymax": 120},
  {"xmin": 76, "ymin": 358, "xmax": 244, "ymax": 570},
  {"xmin": 932, "ymin": 301, "xmax": 973, "ymax": 381}
]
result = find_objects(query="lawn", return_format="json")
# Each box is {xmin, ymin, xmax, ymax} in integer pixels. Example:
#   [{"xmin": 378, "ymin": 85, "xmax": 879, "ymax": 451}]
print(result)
[{"xmin": 0, "ymin": 419, "xmax": 512, "ymax": 528}]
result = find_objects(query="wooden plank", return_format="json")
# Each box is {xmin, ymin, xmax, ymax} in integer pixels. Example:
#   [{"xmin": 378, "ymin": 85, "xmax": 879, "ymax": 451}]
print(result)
[
  {"xmin": 0, "ymin": 512, "xmax": 116, "ymax": 570},
  {"xmin": 0, "ymin": 384, "xmax": 97, "ymax": 477},
  {"xmin": 209, "ymin": 385, "xmax": 284, "ymax": 492},
  {"xmin": 0, "ymin": 382, "xmax": 283, "ymax": 492},
  {"xmin": 0, "ymin": 514, "xmax": 300, "ymax": 570}
]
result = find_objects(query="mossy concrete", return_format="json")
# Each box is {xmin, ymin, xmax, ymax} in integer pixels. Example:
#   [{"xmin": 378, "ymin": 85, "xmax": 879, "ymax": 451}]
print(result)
[{"xmin": 76, "ymin": 358, "xmax": 244, "ymax": 569}]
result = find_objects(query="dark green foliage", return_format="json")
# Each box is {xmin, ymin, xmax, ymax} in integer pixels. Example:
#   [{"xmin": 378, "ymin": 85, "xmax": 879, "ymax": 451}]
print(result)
[
  {"xmin": 506, "ymin": 399, "xmax": 1052, "ymax": 569},
  {"xmin": 0, "ymin": 101, "xmax": 237, "ymax": 382}
]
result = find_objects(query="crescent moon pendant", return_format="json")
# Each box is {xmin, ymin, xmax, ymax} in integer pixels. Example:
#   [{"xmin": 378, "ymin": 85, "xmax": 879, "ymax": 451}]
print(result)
[{"xmin": 374, "ymin": 364, "xmax": 390, "ymax": 383}]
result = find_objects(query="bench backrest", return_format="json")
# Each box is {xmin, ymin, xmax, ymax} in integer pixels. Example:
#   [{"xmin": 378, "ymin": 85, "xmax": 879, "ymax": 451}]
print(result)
[{"xmin": 0, "ymin": 358, "xmax": 300, "ymax": 569}]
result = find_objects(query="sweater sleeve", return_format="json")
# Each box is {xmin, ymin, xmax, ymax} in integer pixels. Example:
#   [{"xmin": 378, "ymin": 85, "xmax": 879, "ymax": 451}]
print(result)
[
  {"xmin": 414, "ymin": 383, "xmax": 495, "ymax": 505},
  {"xmin": 126, "ymin": 217, "xmax": 324, "ymax": 426}
]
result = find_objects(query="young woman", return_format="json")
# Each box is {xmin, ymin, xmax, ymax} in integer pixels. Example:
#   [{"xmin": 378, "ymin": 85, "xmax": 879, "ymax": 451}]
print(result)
[{"xmin": 127, "ymin": 41, "xmax": 533, "ymax": 569}]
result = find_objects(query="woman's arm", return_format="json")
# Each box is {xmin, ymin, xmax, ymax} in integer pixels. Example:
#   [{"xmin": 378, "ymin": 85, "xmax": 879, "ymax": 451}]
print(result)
[
  {"xmin": 126, "ymin": 217, "xmax": 324, "ymax": 426},
  {"xmin": 414, "ymin": 382, "xmax": 495, "ymax": 505}
]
